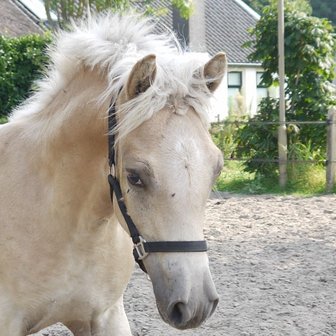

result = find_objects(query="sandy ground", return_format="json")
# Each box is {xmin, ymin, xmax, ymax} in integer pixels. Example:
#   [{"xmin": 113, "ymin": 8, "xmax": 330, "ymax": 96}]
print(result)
[{"xmin": 124, "ymin": 194, "xmax": 336, "ymax": 336}]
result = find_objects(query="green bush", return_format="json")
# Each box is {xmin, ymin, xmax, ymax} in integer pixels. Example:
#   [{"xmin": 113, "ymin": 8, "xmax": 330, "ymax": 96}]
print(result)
[
  {"xmin": 210, "ymin": 113, "xmax": 247, "ymax": 161},
  {"xmin": 236, "ymin": 97, "xmax": 326, "ymax": 178},
  {"xmin": 236, "ymin": 97, "xmax": 279, "ymax": 176},
  {"xmin": 0, "ymin": 33, "xmax": 51, "ymax": 117}
]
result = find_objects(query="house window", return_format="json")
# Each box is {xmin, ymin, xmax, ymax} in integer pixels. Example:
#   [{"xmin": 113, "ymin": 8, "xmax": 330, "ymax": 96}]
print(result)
[
  {"xmin": 256, "ymin": 72, "xmax": 269, "ymax": 101},
  {"xmin": 228, "ymin": 72, "xmax": 242, "ymax": 89},
  {"xmin": 228, "ymin": 71, "xmax": 242, "ymax": 114}
]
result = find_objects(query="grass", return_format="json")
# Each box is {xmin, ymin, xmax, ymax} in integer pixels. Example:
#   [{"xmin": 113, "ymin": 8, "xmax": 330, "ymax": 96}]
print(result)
[
  {"xmin": 214, "ymin": 161, "xmax": 333, "ymax": 196},
  {"xmin": 0, "ymin": 116, "xmax": 8, "ymax": 124}
]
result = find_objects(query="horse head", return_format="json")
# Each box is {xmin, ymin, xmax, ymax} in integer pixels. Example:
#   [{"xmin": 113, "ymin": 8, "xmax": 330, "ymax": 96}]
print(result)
[{"xmin": 113, "ymin": 52, "xmax": 226, "ymax": 329}]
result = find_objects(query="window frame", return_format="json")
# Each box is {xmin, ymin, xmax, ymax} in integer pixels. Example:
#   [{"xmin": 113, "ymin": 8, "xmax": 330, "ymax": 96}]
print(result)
[
  {"xmin": 228, "ymin": 71, "xmax": 242, "ymax": 89},
  {"xmin": 256, "ymin": 72, "xmax": 267, "ymax": 89}
]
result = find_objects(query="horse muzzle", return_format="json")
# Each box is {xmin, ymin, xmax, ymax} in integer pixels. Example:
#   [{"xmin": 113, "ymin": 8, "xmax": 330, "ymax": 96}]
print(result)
[
  {"xmin": 165, "ymin": 294, "xmax": 219, "ymax": 329},
  {"xmin": 146, "ymin": 254, "xmax": 219, "ymax": 330}
]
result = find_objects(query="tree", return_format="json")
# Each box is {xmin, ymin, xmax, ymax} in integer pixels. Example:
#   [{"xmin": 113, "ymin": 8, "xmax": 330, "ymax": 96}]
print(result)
[
  {"xmin": 243, "ymin": 0, "xmax": 336, "ymax": 26},
  {"xmin": 43, "ymin": 0, "xmax": 193, "ymax": 29},
  {"xmin": 236, "ymin": 4, "xmax": 336, "ymax": 176},
  {"xmin": 243, "ymin": 0, "xmax": 312, "ymax": 14}
]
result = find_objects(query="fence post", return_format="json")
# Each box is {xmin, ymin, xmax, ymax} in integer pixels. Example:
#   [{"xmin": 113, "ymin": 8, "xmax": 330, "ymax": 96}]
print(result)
[
  {"xmin": 278, "ymin": 124, "xmax": 288, "ymax": 188},
  {"xmin": 326, "ymin": 107, "xmax": 336, "ymax": 192},
  {"xmin": 278, "ymin": 0, "xmax": 287, "ymax": 188}
]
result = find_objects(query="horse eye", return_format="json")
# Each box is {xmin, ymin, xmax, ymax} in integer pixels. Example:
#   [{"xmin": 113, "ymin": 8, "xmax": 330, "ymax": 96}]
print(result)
[{"xmin": 127, "ymin": 173, "xmax": 143, "ymax": 187}]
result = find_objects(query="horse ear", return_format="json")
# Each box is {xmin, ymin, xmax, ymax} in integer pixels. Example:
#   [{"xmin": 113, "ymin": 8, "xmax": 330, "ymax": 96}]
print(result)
[
  {"xmin": 126, "ymin": 54, "xmax": 157, "ymax": 100},
  {"xmin": 202, "ymin": 52, "xmax": 227, "ymax": 93}
]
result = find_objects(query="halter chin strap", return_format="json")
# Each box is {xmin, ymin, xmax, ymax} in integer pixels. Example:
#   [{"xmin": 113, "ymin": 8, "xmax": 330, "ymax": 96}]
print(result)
[{"xmin": 107, "ymin": 95, "xmax": 208, "ymax": 274}]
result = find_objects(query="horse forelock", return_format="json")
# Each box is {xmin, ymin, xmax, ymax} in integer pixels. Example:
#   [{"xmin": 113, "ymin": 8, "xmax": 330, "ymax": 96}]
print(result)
[
  {"xmin": 113, "ymin": 58, "xmax": 214, "ymax": 140},
  {"xmin": 10, "ymin": 13, "xmax": 214, "ymax": 137}
]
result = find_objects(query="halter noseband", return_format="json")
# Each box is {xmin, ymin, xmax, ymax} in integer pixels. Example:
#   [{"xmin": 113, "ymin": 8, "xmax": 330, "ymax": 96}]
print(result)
[{"xmin": 107, "ymin": 94, "xmax": 207, "ymax": 273}]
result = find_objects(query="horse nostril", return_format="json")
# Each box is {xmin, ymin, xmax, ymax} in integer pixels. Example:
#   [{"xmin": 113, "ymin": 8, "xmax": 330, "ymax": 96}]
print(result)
[
  {"xmin": 210, "ymin": 297, "xmax": 219, "ymax": 316},
  {"xmin": 167, "ymin": 296, "xmax": 218, "ymax": 329},
  {"xmin": 170, "ymin": 301, "xmax": 186, "ymax": 326}
]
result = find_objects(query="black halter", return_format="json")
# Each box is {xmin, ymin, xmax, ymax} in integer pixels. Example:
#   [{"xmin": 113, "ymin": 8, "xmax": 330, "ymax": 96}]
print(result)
[{"xmin": 107, "ymin": 95, "xmax": 207, "ymax": 273}]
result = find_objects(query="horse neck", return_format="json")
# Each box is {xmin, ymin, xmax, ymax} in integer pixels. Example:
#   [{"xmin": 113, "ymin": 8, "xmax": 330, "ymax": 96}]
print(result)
[{"xmin": 32, "ymin": 67, "xmax": 113, "ymax": 224}]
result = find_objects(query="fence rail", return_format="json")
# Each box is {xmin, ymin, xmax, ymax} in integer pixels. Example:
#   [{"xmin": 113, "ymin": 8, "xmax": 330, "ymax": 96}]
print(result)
[
  {"xmin": 223, "ymin": 157, "xmax": 336, "ymax": 164},
  {"xmin": 218, "ymin": 120, "xmax": 330, "ymax": 125}
]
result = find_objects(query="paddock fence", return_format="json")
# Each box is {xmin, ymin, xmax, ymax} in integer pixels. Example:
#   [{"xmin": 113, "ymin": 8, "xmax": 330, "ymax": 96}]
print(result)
[{"xmin": 212, "ymin": 107, "xmax": 336, "ymax": 192}]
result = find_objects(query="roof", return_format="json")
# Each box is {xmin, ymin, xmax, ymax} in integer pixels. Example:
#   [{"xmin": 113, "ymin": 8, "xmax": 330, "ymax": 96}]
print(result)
[
  {"xmin": 18, "ymin": 0, "xmax": 53, "ymax": 22},
  {"xmin": 0, "ymin": 0, "xmax": 43, "ymax": 36},
  {"xmin": 204, "ymin": 0, "xmax": 260, "ymax": 64}
]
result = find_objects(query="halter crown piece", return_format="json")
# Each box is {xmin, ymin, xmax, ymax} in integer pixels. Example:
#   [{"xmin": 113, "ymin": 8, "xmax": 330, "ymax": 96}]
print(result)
[{"xmin": 107, "ymin": 95, "xmax": 208, "ymax": 274}]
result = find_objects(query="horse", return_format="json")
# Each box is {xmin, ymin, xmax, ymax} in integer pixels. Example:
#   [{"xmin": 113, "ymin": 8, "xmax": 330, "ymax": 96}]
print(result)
[{"xmin": 0, "ymin": 13, "xmax": 226, "ymax": 336}]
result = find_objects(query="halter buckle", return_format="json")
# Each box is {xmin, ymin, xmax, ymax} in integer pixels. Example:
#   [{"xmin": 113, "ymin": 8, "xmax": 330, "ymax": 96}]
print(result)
[{"xmin": 134, "ymin": 236, "xmax": 149, "ymax": 260}]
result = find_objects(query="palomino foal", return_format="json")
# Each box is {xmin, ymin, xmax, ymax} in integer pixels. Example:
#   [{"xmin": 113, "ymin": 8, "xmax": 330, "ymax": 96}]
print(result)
[{"xmin": 0, "ymin": 14, "xmax": 226, "ymax": 335}]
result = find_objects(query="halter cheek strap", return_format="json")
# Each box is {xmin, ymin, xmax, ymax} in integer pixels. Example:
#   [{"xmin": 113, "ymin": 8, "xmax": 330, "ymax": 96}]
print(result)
[{"xmin": 107, "ymin": 95, "xmax": 208, "ymax": 274}]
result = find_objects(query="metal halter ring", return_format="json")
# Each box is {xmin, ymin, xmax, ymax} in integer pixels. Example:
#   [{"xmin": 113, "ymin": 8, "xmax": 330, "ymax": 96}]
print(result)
[{"xmin": 134, "ymin": 236, "xmax": 149, "ymax": 260}]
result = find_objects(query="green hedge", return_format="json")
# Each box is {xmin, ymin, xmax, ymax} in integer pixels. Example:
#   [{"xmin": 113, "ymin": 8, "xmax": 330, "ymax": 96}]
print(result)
[{"xmin": 0, "ymin": 33, "xmax": 51, "ymax": 117}]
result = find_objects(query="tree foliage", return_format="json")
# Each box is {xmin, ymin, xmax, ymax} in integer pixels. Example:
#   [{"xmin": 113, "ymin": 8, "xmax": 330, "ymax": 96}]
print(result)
[
  {"xmin": 243, "ymin": 0, "xmax": 312, "ymax": 15},
  {"xmin": 243, "ymin": 0, "xmax": 336, "ymax": 26},
  {"xmin": 43, "ymin": 0, "xmax": 193, "ymax": 29},
  {"xmin": 237, "ymin": 4, "xmax": 336, "ymax": 176},
  {"xmin": 0, "ymin": 34, "xmax": 51, "ymax": 118}
]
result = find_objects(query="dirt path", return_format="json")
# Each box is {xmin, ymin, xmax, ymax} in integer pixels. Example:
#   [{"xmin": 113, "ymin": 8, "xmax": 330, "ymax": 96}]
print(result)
[{"xmin": 124, "ymin": 194, "xmax": 336, "ymax": 336}]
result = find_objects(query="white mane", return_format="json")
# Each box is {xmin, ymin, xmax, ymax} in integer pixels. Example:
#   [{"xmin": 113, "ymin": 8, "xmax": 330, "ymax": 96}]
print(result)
[{"xmin": 11, "ymin": 13, "xmax": 216, "ymax": 138}]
